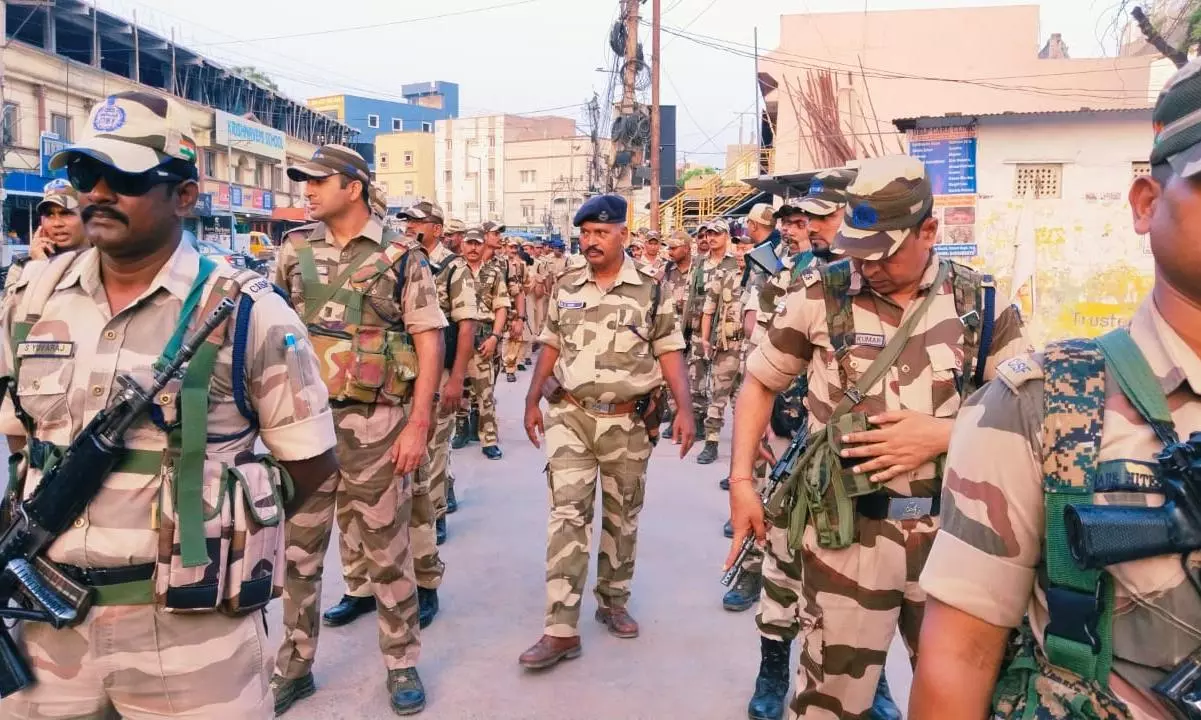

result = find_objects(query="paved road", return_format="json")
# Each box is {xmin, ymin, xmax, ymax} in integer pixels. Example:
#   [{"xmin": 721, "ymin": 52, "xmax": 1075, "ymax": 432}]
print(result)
[{"xmin": 273, "ymin": 374, "xmax": 913, "ymax": 719}]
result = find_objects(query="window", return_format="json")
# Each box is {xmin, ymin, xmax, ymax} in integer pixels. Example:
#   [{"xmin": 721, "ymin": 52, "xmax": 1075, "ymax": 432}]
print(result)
[
  {"xmin": 403, "ymin": 151, "xmax": 414, "ymax": 168},
  {"xmin": 521, "ymin": 201, "xmax": 535, "ymax": 222},
  {"xmin": 488, "ymin": 135, "xmax": 496, "ymax": 148},
  {"xmin": 2, "ymin": 102, "xmax": 17, "ymax": 146},
  {"xmin": 422, "ymin": 121, "xmax": 433, "ymax": 133},
  {"xmin": 404, "ymin": 180, "xmax": 415, "ymax": 195},
  {"xmin": 1132, "ymin": 161, "xmax": 1151, "ymax": 180},
  {"xmin": 253, "ymin": 161, "xmax": 264, "ymax": 187},
  {"xmin": 1013, "ymin": 164, "xmax": 1062, "ymax": 199},
  {"xmin": 50, "ymin": 113, "xmax": 71, "ymax": 142},
  {"xmin": 489, "ymin": 201, "xmax": 496, "ymax": 213},
  {"xmin": 367, "ymin": 114, "xmax": 380, "ymax": 129},
  {"xmin": 273, "ymin": 167, "xmax": 283, "ymax": 191},
  {"xmin": 488, "ymin": 169, "xmax": 495, "ymax": 183},
  {"xmin": 392, "ymin": 118, "xmax": 403, "ymax": 131},
  {"xmin": 203, "ymin": 150, "xmax": 218, "ymax": 178},
  {"xmin": 520, "ymin": 170, "xmax": 537, "ymax": 186},
  {"xmin": 446, "ymin": 139, "xmax": 452, "ymax": 153},
  {"xmin": 444, "ymin": 169, "xmax": 452, "ymax": 182},
  {"xmin": 379, "ymin": 153, "xmax": 390, "ymax": 170}
]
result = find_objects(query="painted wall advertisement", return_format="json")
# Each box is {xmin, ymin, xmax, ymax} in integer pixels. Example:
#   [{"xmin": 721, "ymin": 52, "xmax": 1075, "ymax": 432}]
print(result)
[
  {"xmin": 205, "ymin": 181, "xmax": 273, "ymax": 216},
  {"xmin": 907, "ymin": 127, "xmax": 979, "ymax": 260}
]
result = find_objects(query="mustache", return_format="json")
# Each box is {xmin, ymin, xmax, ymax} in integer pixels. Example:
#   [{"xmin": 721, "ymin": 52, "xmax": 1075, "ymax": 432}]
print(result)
[{"xmin": 82, "ymin": 205, "xmax": 130, "ymax": 226}]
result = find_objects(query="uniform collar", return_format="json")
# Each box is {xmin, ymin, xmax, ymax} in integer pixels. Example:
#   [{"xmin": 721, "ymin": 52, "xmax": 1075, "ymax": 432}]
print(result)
[
  {"xmin": 307, "ymin": 215, "xmax": 387, "ymax": 245},
  {"xmin": 569, "ymin": 254, "xmax": 644, "ymax": 288},
  {"xmin": 847, "ymin": 252, "xmax": 943, "ymax": 297},
  {"xmin": 58, "ymin": 237, "xmax": 201, "ymax": 303},
  {"xmin": 1131, "ymin": 299, "xmax": 1201, "ymax": 396}
]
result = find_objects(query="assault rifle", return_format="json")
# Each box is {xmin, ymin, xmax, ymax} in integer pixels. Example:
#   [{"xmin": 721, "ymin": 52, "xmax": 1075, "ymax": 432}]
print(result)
[
  {"xmin": 721, "ymin": 425, "xmax": 810, "ymax": 587},
  {"xmin": 0, "ymin": 297, "xmax": 236, "ymax": 697}
]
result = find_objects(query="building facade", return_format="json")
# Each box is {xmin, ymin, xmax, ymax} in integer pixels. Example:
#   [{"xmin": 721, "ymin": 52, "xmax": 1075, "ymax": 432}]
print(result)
[
  {"xmin": 893, "ymin": 108, "xmax": 1153, "ymax": 346},
  {"xmin": 434, "ymin": 114, "xmax": 576, "ymax": 224},
  {"xmin": 502, "ymin": 135, "xmax": 609, "ymax": 239},
  {"xmin": 375, "ymin": 131, "xmax": 437, "ymax": 211},
  {"xmin": 308, "ymin": 83, "xmax": 459, "ymax": 168}
]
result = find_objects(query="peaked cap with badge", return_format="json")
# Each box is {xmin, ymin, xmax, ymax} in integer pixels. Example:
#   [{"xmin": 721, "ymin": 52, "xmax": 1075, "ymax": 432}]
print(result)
[
  {"xmin": 287, "ymin": 144, "xmax": 371, "ymax": 186},
  {"xmin": 832, "ymin": 155, "xmax": 933, "ymax": 262},
  {"xmin": 799, "ymin": 167, "xmax": 858, "ymax": 216},
  {"xmin": 49, "ymin": 91, "xmax": 198, "ymax": 175},
  {"xmin": 572, "ymin": 194, "xmax": 627, "ymax": 226},
  {"xmin": 37, "ymin": 179, "xmax": 81, "ymax": 214}
]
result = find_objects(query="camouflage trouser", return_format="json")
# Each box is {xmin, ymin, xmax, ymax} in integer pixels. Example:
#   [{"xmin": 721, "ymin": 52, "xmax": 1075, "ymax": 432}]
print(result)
[
  {"xmin": 1, "ymin": 605, "xmax": 271, "ymax": 719},
  {"xmin": 428, "ymin": 378, "xmax": 457, "ymax": 521},
  {"xmin": 411, "ymin": 373, "xmax": 455, "ymax": 589},
  {"xmin": 687, "ymin": 344, "xmax": 710, "ymax": 423},
  {"xmin": 787, "ymin": 514, "xmax": 938, "ymax": 720},
  {"xmin": 459, "ymin": 345, "xmax": 500, "ymax": 446},
  {"xmin": 502, "ymin": 335, "xmax": 525, "ymax": 373},
  {"xmin": 275, "ymin": 403, "xmax": 421, "ymax": 679},
  {"xmin": 704, "ymin": 345, "xmax": 741, "ymax": 443},
  {"xmin": 757, "ymin": 524, "xmax": 805, "ymax": 642},
  {"xmin": 543, "ymin": 399, "xmax": 650, "ymax": 637}
]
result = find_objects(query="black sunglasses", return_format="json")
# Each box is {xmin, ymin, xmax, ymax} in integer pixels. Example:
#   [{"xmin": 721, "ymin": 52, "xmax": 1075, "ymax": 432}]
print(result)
[{"xmin": 67, "ymin": 156, "xmax": 190, "ymax": 197}]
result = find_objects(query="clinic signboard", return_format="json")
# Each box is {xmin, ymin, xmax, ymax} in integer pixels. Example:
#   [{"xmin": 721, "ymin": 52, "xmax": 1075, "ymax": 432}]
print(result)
[{"xmin": 213, "ymin": 110, "xmax": 287, "ymax": 163}]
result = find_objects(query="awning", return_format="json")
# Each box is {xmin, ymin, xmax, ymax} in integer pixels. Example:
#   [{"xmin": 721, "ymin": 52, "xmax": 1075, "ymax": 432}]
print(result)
[{"xmin": 741, "ymin": 171, "xmax": 819, "ymax": 199}]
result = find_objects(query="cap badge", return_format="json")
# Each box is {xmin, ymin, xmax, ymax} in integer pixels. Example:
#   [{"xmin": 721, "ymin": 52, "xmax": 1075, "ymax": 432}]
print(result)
[
  {"xmin": 93, "ymin": 97, "xmax": 127, "ymax": 133},
  {"xmin": 598, "ymin": 210, "xmax": 610, "ymax": 221},
  {"xmin": 851, "ymin": 203, "xmax": 878, "ymax": 227},
  {"xmin": 44, "ymin": 178, "xmax": 71, "ymax": 192},
  {"xmin": 809, "ymin": 179, "xmax": 825, "ymax": 195}
]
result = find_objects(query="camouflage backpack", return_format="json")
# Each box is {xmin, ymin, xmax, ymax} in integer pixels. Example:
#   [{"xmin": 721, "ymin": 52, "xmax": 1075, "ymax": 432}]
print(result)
[{"xmin": 992, "ymin": 329, "xmax": 1172, "ymax": 720}]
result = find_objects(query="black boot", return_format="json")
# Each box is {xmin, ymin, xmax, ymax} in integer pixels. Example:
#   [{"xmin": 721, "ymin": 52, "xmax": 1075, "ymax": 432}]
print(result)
[
  {"xmin": 747, "ymin": 638, "xmax": 790, "ymax": 720},
  {"xmin": 723, "ymin": 520, "xmax": 734, "ymax": 538},
  {"xmin": 435, "ymin": 517, "xmax": 447, "ymax": 545},
  {"xmin": 722, "ymin": 570, "xmax": 762, "ymax": 612},
  {"xmin": 467, "ymin": 408, "xmax": 480, "ymax": 442},
  {"xmin": 417, "ymin": 587, "xmax": 439, "ymax": 629},
  {"xmin": 271, "ymin": 672, "xmax": 316, "ymax": 716},
  {"xmin": 388, "ymin": 668, "xmax": 426, "ymax": 715},
  {"xmin": 720, "ymin": 476, "xmax": 730, "ymax": 490},
  {"xmin": 322, "ymin": 595, "xmax": 376, "ymax": 627},
  {"xmin": 869, "ymin": 672, "xmax": 903, "ymax": 720},
  {"xmin": 697, "ymin": 440, "xmax": 719, "ymax": 465},
  {"xmin": 506, "ymin": 372, "xmax": 517, "ymax": 383},
  {"xmin": 446, "ymin": 481, "xmax": 458, "ymax": 514},
  {"xmin": 450, "ymin": 416, "xmax": 470, "ymax": 450},
  {"xmin": 694, "ymin": 410, "xmax": 706, "ymax": 438},
  {"xmin": 482, "ymin": 445, "xmax": 503, "ymax": 460}
]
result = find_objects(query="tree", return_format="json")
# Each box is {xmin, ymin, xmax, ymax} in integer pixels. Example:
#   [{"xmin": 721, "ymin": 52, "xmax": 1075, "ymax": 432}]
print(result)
[
  {"xmin": 680, "ymin": 166, "xmax": 717, "ymax": 184},
  {"xmin": 230, "ymin": 66, "xmax": 281, "ymax": 92},
  {"xmin": 1124, "ymin": 2, "xmax": 1201, "ymax": 68}
]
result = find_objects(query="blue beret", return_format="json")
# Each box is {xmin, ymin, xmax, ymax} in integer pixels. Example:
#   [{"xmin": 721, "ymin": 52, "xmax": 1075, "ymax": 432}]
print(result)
[{"xmin": 573, "ymin": 194, "xmax": 627, "ymax": 227}]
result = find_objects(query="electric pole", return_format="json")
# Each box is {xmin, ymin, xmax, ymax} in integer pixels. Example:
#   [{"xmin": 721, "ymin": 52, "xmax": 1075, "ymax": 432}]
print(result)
[
  {"xmin": 650, "ymin": 0, "xmax": 661, "ymax": 232},
  {"xmin": 612, "ymin": 0, "xmax": 640, "ymax": 207}
]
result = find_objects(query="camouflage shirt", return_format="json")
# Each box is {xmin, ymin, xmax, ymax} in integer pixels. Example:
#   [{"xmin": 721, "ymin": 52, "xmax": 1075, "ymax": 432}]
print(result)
[
  {"xmin": 538, "ymin": 255, "xmax": 685, "ymax": 404},
  {"xmin": 274, "ymin": 216, "xmax": 446, "ymax": 335},
  {"xmin": 920, "ymin": 300, "xmax": 1201, "ymax": 717},
  {"xmin": 0, "ymin": 241, "xmax": 337, "ymax": 568},
  {"xmin": 637, "ymin": 254, "xmax": 667, "ymax": 281},
  {"xmin": 506, "ymin": 255, "xmax": 528, "ymax": 307},
  {"xmin": 700, "ymin": 254, "xmax": 745, "ymax": 351},
  {"xmin": 683, "ymin": 254, "xmax": 728, "ymax": 335},
  {"xmin": 469, "ymin": 256, "xmax": 512, "ymax": 325},
  {"xmin": 746, "ymin": 253, "xmax": 1030, "ymax": 497},
  {"xmin": 427, "ymin": 242, "xmax": 480, "ymax": 323},
  {"xmin": 659, "ymin": 260, "xmax": 695, "ymax": 320},
  {"xmin": 751, "ymin": 251, "xmax": 821, "ymax": 346}
]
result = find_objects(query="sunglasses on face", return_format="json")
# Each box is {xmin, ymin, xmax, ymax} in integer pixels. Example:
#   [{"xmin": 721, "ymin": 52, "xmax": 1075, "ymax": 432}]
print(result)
[{"xmin": 67, "ymin": 157, "xmax": 190, "ymax": 197}]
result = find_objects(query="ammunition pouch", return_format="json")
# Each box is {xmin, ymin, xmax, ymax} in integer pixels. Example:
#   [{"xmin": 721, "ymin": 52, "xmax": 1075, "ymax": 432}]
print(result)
[
  {"xmin": 308, "ymin": 323, "xmax": 417, "ymax": 405},
  {"xmin": 635, "ymin": 387, "xmax": 666, "ymax": 448},
  {"xmin": 443, "ymin": 321, "xmax": 459, "ymax": 371},
  {"xmin": 475, "ymin": 321, "xmax": 495, "ymax": 348},
  {"xmin": 155, "ymin": 456, "xmax": 292, "ymax": 616}
]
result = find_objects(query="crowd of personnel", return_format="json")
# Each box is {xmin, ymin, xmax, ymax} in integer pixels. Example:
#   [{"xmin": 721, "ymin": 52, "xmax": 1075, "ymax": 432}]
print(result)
[{"xmin": 0, "ymin": 57, "xmax": 1199, "ymax": 720}]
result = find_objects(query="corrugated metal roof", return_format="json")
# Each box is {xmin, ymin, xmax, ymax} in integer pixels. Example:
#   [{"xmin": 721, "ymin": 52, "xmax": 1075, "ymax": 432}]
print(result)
[{"xmin": 893, "ymin": 107, "xmax": 1152, "ymax": 132}]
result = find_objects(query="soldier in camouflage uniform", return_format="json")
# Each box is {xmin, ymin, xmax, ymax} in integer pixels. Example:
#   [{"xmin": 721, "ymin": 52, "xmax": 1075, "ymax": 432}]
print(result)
[
  {"xmin": 271, "ymin": 145, "xmax": 447, "ymax": 716},
  {"xmin": 728, "ymin": 155, "xmax": 1030, "ymax": 720},
  {"xmin": 684, "ymin": 221, "xmax": 734, "ymax": 461},
  {"xmin": 656, "ymin": 230, "xmax": 695, "ymax": 426},
  {"xmin": 518, "ymin": 194, "xmax": 695, "ymax": 670},
  {"xmin": 639, "ymin": 230, "xmax": 666, "ymax": 280},
  {"xmin": 696, "ymin": 219, "xmax": 744, "ymax": 466},
  {"xmin": 399, "ymin": 200, "xmax": 478, "ymax": 627},
  {"xmin": 452, "ymin": 226, "xmax": 510, "ymax": 460},
  {"xmin": 501, "ymin": 237, "xmax": 529, "ymax": 382},
  {"xmin": 443, "ymin": 217, "xmax": 466, "ymax": 254},
  {"xmin": 0, "ymin": 91, "xmax": 339, "ymax": 720},
  {"xmin": 912, "ymin": 58, "xmax": 1201, "ymax": 720},
  {"xmin": 4, "ymin": 180, "xmax": 88, "ymax": 295}
]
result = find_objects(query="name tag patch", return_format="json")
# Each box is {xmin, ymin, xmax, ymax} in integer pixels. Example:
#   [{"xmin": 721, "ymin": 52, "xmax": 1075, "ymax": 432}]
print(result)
[
  {"xmin": 852, "ymin": 333, "xmax": 885, "ymax": 348},
  {"xmin": 558, "ymin": 301, "xmax": 585, "ymax": 309},
  {"xmin": 16, "ymin": 341, "xmax": 74, "ymax": 359},
  {"xmin": 1095, "ymin": 459, "xmax": 1163, "ymax": 494}
]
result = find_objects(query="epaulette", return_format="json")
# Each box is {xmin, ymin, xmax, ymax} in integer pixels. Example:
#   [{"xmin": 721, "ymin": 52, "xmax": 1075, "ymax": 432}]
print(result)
[
  {"xmin": 284, "ymin": 222, "xmax": 320, "ymax": 247},
  {"xmin": 799, "ymin": 266, "xmax": 822, "ymax": 288},
  {"xmin": 995, "ymin": 354, "xmax": 1044, "ymax": 393}
]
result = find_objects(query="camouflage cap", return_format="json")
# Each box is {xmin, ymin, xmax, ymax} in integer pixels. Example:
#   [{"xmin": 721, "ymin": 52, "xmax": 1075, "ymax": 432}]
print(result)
[
  {"xmin": 481, "ymin": 220, "xmax": 506, "ymax": 234},
  {"xmin": 37, "ymin": 179, "xmax": 80, "ymax": 214},
  {"xmin": 664, "ymin": 229, "xmax": 691, "ymax": 248},
  {"xmin": 444, "ymin": 217, "xmax": 466, "ymax": 234},
  {"xmin": 1150, "ymin": 58, "xmax": 1201, "ymax": 177},
  {"xmin": 746, "ymin": 203, "xmax": 775, "ymax": 227},
  {"xmin": 369, "ymin": 182, "xmax": 388, "ymax": 218},
  {"xmin": 49, "ymin": 91, "xmax": 198, "ymax": 175},
  {"xmin": 799, "ymin": 167, "xmax": 858, "ymax": 216},
  {"xmin": 832, "ymin": 155, "xmax": 933, "ymax": 261},
  {"xmin": 287, "ymin": 144, "xmax": 371, "ymax": 186},
  {"xmin": 463, "ymin": 227, "xmax": 485, "ymax": 244},
  {"xmin": 707, "ymin": 218, "xmax": 730, "ymax": 234},
  {"xmin": 400, "ymin": 199, "xmax": 445, "ymax": 223},
  {"xmin": 644, "ymin": 230, "xmax": 662, "ymax": 242}
]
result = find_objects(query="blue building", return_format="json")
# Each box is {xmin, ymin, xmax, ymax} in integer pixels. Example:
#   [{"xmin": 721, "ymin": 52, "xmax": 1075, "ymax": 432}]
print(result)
[{"xmin": 308, "ymin": 82, "xmax": 459, "ymax": 168}]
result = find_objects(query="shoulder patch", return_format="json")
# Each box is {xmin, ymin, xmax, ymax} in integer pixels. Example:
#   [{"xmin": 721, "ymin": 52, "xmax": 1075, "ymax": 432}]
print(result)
[
  {"xmin": 799, "ymin": 267, "xmax": 821, "ymax": 288},
  {"xmin": 995, "ymin": 354, "xmax": 1044, "ymax": 392},
  {"xmin": 284, "ymin": 223, "xmax": 320, "ymax": 246},
  {"xmin": 234, "ymin": 271, "xmax": 275, "ymax": 301}
]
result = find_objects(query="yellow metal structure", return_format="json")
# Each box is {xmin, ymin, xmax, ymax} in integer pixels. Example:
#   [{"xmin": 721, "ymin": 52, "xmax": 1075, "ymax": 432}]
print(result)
[{"xmin": 658, "ymin": 148, "xmax": 774, "ymax": 232}]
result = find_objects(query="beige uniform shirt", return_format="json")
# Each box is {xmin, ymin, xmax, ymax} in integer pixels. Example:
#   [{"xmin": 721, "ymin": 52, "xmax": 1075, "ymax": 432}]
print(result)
[
  {"xmin": 921, "ymin": 301, "xmax": 1201, "ymax": 719},
  {"xmin": 539, "ymin": 256, "xmax": 685, "ymax": 404},
  {"xmin": 428, "ymin": 242, "xmax": 480, "ymax": 323},
  {"xmin": 0, "ymin": 241, "xmax": 336, "ymax": 568},
  {"xmin": 468, "ymin": 257, "xmax": 512, "ymax": 326},
  {"xmin": 747, "ymin": 254, "xmax": 1030, "ymax": 497}
]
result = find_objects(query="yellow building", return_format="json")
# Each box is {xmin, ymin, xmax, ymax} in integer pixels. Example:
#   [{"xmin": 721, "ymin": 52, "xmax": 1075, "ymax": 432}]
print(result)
[{"xmin": 375, "ymin": 132, "xmax": 436, "ymax": 207}]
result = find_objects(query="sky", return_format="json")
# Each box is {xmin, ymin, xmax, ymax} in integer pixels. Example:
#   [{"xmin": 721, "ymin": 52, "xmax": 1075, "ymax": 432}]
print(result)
[{"xmin": 95, "ymin": 0, "xmax": 1139, "ymax": 167}]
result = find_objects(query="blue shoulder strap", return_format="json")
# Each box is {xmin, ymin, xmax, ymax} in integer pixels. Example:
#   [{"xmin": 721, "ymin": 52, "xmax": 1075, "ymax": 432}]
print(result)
[{"xmin": 973, "ymin": 281, "xmax": 996, "ymax": 387}]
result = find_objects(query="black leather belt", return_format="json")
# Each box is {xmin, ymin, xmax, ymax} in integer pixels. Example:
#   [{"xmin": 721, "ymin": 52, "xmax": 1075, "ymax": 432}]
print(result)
[
  {"xmin": 856, "ymin": 493, "xmax": 940, "ymax": 521},
  {"xmin": 59, "ymin": 563, "xmax": 155, "ymax": 587}
]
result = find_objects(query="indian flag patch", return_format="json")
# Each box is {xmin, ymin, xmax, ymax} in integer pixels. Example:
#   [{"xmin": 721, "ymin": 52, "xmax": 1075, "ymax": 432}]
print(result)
[{"xmin": 179, "ymin": 138, "xmax": 196, "ymax": 161}]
